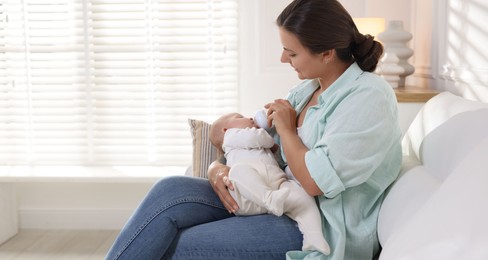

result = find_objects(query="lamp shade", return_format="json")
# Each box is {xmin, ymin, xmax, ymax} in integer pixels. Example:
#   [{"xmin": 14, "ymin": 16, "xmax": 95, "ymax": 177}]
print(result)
[{"xmin": 353, "ymin": 17, "xmax": 385, "ymax": 37}]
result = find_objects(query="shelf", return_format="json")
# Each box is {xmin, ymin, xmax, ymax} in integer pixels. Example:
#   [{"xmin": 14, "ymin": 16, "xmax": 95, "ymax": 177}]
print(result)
[{"xmin": 395, "ymin": 86, "xmax": 439, "ymax": 103}]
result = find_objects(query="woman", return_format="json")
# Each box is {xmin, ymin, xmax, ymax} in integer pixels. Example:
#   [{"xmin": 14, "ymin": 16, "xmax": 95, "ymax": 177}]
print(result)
[{"xmin": 106, "ymin": 0, "xmax": 402, "ymax": 259}]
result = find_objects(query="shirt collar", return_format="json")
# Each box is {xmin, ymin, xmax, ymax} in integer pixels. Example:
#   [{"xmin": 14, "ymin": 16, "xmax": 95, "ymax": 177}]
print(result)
[
  {"xmin": 318, "ymin": 62, "xmax": 363, "ymax": 103},
  {"xmin": 291, "ymin": 62, "xmax": 364, "ymax": 113}
]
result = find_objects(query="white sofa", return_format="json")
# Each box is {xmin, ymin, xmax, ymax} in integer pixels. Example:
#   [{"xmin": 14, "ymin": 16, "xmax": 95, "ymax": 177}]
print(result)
[{"xmin": 377, "ymin": 91, "xmax": 488, "ymax": 259}]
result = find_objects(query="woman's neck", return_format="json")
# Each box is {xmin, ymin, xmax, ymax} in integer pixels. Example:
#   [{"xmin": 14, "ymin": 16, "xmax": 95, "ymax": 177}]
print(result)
[{"xmin": 317, "ymin": 61, "xmax": 352, "ymax": 91}]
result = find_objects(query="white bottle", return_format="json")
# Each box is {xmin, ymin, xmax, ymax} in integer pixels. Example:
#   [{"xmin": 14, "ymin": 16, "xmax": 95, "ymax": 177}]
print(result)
[{"xmin": 254, "ymin": 109, "xmax": 270, "ymax": 130}]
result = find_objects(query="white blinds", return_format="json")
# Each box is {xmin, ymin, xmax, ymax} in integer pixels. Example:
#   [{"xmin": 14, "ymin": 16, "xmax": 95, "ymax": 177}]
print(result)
[{"xmin": 0, "ymin": 0, "xmax": 238, "ymax": 166}]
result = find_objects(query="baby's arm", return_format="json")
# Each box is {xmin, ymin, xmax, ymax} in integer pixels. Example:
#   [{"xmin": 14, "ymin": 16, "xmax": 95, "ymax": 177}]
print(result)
[{"xmin": 223, "ymin": 128, "xmax": 275, "ymax": 150}]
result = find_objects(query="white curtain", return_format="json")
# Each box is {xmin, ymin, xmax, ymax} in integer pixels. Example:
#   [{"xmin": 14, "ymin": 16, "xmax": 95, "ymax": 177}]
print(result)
[{"xmin": 0, "ymin": 0, "xmax": 238, "ymax": 166}]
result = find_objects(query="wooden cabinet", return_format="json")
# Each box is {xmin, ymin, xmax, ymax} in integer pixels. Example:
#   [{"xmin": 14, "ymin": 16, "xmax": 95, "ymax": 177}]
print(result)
[{"xmin": 395, "ymin": 86, "xmax": 439, "ymax": 103}]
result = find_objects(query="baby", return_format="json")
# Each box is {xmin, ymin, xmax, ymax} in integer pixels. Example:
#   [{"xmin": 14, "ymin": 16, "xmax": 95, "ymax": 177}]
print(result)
[{"xmin": 209, "ymin": 112, "xmax": 330, "ymax": 255}]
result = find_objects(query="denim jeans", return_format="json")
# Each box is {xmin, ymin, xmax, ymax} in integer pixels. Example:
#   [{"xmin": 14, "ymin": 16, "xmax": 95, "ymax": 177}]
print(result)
[{"xmin": 105, "ymin": 176, "xmax": 302, "ymax": 260}]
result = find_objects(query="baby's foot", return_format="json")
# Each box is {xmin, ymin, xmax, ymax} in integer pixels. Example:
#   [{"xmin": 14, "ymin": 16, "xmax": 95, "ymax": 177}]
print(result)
[{"xmin": 302, "ymin": 231, "xmax": 331, "ymax": 255}]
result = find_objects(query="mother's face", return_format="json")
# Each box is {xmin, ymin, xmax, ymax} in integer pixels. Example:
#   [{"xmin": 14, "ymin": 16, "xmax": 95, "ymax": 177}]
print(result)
[{"xmin": 279, "ymin": 28, "xmax": 326, "ymax": 80}]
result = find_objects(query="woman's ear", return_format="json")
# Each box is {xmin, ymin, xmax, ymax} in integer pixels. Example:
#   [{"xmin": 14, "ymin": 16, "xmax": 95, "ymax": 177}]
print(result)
[{"xmin": 321, "ymin": 50, "xmax": 334, "ymax": 64}]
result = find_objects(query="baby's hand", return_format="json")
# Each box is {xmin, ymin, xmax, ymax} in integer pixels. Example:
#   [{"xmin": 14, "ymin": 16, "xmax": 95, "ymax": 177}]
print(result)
[{"xmin": 271, "ymin": 144, "xmax": 280, "ymax": 153}]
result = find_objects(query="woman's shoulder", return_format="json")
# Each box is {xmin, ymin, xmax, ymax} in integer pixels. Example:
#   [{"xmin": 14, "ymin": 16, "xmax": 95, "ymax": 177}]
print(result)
[
  {"xmin": 357, "ymin": 71, "xmax": 390, "ymax": 89},
  {"xmin": 354, "ymin": 71, "xmax": 396, "ymax": 101}
]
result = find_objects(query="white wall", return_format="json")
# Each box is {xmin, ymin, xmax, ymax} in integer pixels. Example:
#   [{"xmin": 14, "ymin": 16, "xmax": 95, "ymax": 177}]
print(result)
[
  {"xmin": 237, "ymin": 0, "xmax": 298, "ymax": 115},
  {"xmin": 430, "ymin": 0, "xmax": 488, "ymax": 101},
  {"xmin": 16, "ymin": 182, "xmax": 152, "ymax": 230}
]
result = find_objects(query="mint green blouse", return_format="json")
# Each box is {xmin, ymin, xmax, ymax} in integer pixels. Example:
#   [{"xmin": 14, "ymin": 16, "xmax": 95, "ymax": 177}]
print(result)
[{"xmin": 278, "ymin": 63, "xmax": 402, "ymax": 260}]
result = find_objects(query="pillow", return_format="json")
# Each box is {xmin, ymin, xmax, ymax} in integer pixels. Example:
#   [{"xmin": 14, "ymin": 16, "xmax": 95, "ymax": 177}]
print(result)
[
  {"xmin": 188, "ymin": 118, "xmax": 223, "ymax": 179},
  {"xmin": 402, "ymin": 91, "xmax": 488, "ymax": 160}
]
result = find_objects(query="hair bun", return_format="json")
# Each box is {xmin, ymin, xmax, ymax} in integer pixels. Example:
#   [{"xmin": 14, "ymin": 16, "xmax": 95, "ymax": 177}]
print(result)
[
  {"xmin": 352, "ymin": 34, "xmax": 374, "ymax": 60},
  {"xmin": 352, "ymin": 33, "xmax": 383, "ymax": 72}
]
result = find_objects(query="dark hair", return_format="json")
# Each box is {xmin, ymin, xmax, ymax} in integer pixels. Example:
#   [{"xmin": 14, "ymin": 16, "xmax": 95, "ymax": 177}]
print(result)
[{"xmin": 276, "ymin": 0, "xmax": 383, "ymax": 72}]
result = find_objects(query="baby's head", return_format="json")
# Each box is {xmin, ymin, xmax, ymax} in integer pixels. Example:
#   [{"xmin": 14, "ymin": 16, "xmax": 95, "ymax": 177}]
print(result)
[{"xmin": 209, "ymin": 113, "xmax": 255, "ymax": 151}]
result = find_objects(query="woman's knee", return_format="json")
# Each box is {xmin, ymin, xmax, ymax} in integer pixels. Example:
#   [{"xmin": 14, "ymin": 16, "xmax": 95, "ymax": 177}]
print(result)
[
  {"xmin": 152, "ymin": 175, "xmax": 195, "ymax": 190},
  {"xmin": 153, "ymin": 175, "xmax": 207, "ymax": 192},
  {"xmin": 144, "ymin": 176, "xmax": 212, "ymax": 205}
]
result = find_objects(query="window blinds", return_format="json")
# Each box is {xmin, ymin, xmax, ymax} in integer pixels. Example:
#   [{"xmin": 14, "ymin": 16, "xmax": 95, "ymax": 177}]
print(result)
[{"xmin": 0, "ymin": 0, "xmax": 238, "ymax": 166}]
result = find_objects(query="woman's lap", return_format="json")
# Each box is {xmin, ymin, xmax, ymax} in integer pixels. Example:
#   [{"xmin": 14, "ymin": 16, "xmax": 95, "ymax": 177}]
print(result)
[{"xmin": 106, "ymin": 175, "xmax": 302, "ymax": 260}]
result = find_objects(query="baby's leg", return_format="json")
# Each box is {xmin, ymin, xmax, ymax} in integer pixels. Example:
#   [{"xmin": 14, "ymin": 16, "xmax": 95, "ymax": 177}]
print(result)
[
  {"xmin": 229, "ymin": 163, "xmax": 289, "ymax": 216},
  {"xmin": 280, "ymin": 181, "xmax": 331, "ymax": 255}
]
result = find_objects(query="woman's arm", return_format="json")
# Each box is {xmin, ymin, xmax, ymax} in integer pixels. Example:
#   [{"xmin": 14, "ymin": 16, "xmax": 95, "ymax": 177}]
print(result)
[
  {"xmin": 279, "ymin": 130, "xmax": 323, "ymax": 196},
  {"xmin": 267, "ymin": 99, "xmax": 323, "ymax": 196},
  {"xmin": 207, "ymin": 159, "xmax": 239, "ymax": 213}
]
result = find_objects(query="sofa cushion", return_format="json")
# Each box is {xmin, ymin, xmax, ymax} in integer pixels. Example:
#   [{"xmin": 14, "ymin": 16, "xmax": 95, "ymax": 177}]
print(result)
[
  {"xmin": 379, "ymin": 137, "xmax": 488, "ymax": 260},
  {"xmin": 378, "ymin": 91, "xmax": 488, "ymax": 248},
  {"xmin": 420, "ymin": 108, "xmax": 488, "ymax": 179},
  {"xmin": 377, "ymin": 164, "xmax": 441, "ymax": 245},
  {"xmin": 402, "ymin": 91, "xmax": 488, "ymax": 161},
  {"xmin": 378, "ymin": 108, "xmax": 488, "ymax": 245}
]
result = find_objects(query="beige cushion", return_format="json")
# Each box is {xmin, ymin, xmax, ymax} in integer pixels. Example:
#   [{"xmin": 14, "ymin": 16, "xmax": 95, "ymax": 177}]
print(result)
[{"xmin": 188, "ymin": 119, "xmax": 223, "ymax": 179}]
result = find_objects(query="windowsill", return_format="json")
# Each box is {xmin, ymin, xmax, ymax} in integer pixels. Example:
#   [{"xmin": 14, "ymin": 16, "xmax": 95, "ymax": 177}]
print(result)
[
  {"xmin": 395, "ymin": 86, "xmax": 439, "ymax": 103},
  {"xmin": 0, "ymin": 166, "xmax": 187, "ymax": 183}
]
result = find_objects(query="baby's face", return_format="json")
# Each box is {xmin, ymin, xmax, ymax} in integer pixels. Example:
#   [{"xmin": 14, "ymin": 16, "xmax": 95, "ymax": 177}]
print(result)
[{"xmin": 223, "ymin": 113, "xmax": 256, "ymax": 129}]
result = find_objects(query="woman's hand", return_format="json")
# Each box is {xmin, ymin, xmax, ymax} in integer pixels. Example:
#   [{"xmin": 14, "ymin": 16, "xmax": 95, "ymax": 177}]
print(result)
[
  {"xmin": 265, "ymin": 99, "xmax": 297, "ymax": 135},
  {"xmin": 265, "ymin": 99, "xmax": 324, "ymax": 196},
  {"xmin": 207, "ymin": 161, "xmax": 239, "ymax": 214}
]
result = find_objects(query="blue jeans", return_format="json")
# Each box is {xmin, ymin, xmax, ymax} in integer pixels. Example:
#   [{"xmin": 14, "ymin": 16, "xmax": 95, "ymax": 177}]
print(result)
[{"xmin": 105, "ymin": 176, "xmax": 302, "ymax": 260}]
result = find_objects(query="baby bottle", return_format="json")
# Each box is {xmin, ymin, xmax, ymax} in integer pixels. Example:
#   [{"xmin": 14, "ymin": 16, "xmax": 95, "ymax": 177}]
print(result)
[{"xmin": 254, "ymin": 109, "xmax": 271, "ymax": 130}]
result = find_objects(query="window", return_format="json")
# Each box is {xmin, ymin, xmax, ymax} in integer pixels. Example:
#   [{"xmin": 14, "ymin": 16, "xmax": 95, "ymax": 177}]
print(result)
[{"xmin": 0, "ymin": 0, "xmax": 238, "ymax": 166}]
